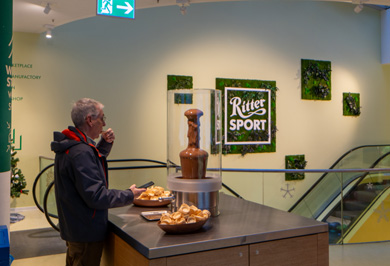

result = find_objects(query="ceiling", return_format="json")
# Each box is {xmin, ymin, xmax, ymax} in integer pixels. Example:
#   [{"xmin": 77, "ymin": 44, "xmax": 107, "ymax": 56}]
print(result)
[{"xmin": 13, "ymin": 0, "xmax": 390, "ymax": 33}]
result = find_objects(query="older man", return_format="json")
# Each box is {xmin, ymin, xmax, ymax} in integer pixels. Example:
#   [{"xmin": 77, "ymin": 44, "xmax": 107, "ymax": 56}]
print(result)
[{"xmin": 51, "ymin": 98, "xmax": 145, "ymax": 266}]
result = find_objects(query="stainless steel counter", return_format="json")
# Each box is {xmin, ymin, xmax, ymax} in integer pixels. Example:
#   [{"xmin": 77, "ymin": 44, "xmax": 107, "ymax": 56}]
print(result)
[{"xmin": 108, "ymin": 193, "xmax": 328, "ymax": 259}]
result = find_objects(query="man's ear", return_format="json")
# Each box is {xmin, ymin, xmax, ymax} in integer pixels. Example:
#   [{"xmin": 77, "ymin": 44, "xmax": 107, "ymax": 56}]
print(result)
[{"xmin": 86, "ymin": 115, "xmax": 93, "ymax": 127}]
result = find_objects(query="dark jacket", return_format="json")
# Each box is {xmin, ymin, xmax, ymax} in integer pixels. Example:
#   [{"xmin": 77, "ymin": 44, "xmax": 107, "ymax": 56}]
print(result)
[{"xmin": 51, "ymin": 126, "xmax": 134, "ymax": 242}]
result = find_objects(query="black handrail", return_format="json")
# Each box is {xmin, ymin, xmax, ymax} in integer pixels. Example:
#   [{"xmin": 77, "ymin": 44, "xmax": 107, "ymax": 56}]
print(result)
[
  {"xmin": 32, "ymin": 163, "xmax": 54, "ymax": 213},
  {"xmin": 34, "ymin": 158, "xmax": 245, "ymax": 231},
  {"xmin": 32, "ymin": 159, "xmax": 169, "ymax": 214},
  {"xmin": 43, "ymin": 180, "xmax": 59, "ymax": 231}
]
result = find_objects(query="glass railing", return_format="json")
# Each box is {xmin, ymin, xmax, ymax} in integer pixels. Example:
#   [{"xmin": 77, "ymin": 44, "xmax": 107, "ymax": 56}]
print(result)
[
  {"xmin": 35, "ymin": 145, "xmax": 390, "ymax": 244},
  {"xmin": 323, "ymin": 151, "xmax": 390, "ymax": 244},
  {"xmin": 289, "ymin": 145, "xmax": 390, "ymax": 219}
]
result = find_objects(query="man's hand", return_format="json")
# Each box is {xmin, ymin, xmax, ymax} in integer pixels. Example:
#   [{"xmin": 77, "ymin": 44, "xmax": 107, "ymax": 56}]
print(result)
[
  {"xmin": 102, "ymin": 128, "xmax": 115, "ymax": 143},
  {"xmin": 130, "ymin": 184, "xmax": 146, "ymax": 198}
]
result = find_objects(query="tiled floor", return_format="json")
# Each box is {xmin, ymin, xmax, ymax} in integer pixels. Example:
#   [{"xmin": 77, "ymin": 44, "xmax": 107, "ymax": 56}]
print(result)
[{"xmin": 9, "ymin": 207, "xmax": 390, "ymax": 266}]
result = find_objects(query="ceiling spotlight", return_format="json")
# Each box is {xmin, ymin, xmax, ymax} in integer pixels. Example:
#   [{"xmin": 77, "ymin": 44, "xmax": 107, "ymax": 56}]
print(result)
[
  {"xmin": 45, "ymin": 24, "xmax": 54, "ymax": 39},
  {"xmin": 46, "ymin": 29, "xmax": 52, "ymax": 39},
  {"xmin": 43, "ymin": 3, "xmax": 51, "ymax": 14},
  {"xmin": 354, "ymin": 4, "xmax": 364, "ymax": 13}
]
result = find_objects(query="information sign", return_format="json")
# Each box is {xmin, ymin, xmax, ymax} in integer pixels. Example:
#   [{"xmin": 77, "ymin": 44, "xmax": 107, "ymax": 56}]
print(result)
[{"xmin": 97, "ymin": 0, "xmax": 135, "ymax": 19}]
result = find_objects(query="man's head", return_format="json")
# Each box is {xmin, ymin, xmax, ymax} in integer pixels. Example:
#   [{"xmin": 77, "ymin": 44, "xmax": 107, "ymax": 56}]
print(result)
[{"xmin": 71, "ymin": 98, "xmax": 106, "ymax": 139}]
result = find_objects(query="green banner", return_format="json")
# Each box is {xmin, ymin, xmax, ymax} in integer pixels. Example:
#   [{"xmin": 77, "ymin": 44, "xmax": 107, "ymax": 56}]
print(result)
[{"xmin": 0, "ymin": 0, "xmax": 12, "ymax": 172}]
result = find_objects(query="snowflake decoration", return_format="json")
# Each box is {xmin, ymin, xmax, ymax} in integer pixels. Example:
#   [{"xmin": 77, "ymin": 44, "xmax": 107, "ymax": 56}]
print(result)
[
  {"xmin": 281, "ymin": 183, "xmax": 295, "ymax": 198},
  {"xmin": 374, "ymin": 202, "xmax": 390, "ymax": 223},
  {"xmin": 366, "ymin": 183, "xmax": 374, "ymax": 190}
]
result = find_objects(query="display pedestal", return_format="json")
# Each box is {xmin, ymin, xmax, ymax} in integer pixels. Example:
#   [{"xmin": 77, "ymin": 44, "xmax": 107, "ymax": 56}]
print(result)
[
  {"xmin": 102, "ymin": 231, "xmax": 328, "ymax": 266},
  {"xmin": 102, "ymin": 193, "xmax": 329, "ymax": 266}
]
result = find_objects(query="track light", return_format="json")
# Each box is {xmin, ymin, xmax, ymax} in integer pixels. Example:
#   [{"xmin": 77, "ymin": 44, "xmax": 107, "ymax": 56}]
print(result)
[
  {"xmin": 43, "ymin": 3, "xmax": 51, "ymax": 14},
  {"xmin": 354, "ymin": 4, "xmax": 364, "ymax": 13},
  {"xmin": 180, "ymin": 5, "xmax": 187, "ymax": 15},
  {"xmin": 45, "ymin": 24, "xmax": 54, "ymax": 39},
  {"xmin": 176, "ymin": 0, "xmax": 190, "ymax": 15}
]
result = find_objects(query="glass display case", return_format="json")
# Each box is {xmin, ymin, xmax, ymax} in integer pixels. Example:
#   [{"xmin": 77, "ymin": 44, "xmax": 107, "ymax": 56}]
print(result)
[{"xmin": 167, "ymin": 89, "xmax": 222, "ymax": 216}]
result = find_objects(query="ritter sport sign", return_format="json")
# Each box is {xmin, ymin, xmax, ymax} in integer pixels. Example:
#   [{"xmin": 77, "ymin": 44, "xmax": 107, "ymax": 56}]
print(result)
[{"xmin": 97, "ymin": 0, "xmax": 135, "ymax": 19}]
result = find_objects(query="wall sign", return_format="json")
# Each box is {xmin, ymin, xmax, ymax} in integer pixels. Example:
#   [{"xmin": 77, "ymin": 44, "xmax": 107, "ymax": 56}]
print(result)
[
  {"xmin": 224, "ymin": 87, "xmax": 271, "ymax": 145},
  {"xmin": 216, "ymin": 78, "xmax": 277, "ymax": 155}
]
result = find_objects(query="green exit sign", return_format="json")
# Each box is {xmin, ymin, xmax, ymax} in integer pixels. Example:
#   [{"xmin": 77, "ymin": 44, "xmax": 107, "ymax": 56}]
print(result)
[{"xmin": 97, "ymin": 0, "xmax": 135, "ymax": 19}]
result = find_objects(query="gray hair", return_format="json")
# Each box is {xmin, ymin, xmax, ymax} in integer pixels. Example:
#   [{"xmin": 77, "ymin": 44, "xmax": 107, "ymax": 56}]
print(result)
[{"xmin": 71, "ymin": 98, "xmax": 104, "ymax": 128}]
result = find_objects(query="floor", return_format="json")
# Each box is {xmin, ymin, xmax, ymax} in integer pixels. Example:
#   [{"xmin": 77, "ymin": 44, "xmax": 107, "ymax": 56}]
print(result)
[
  {"xmin": 9, "ymin": 208, "xmax": 66, "ymax": 266},
  {"xmin": 8, "ymin": 208, "xmax": 390, "ymax": 266}
]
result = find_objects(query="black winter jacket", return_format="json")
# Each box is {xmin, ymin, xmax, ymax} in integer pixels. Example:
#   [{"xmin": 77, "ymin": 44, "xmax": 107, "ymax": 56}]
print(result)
[{"xmin": 51, "ymin": 126, "xmax": 134, "ymax": 242}]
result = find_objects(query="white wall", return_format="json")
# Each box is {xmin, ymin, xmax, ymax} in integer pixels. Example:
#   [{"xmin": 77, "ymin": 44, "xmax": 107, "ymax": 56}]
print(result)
[{"xmin": 11, "ymin": 1, "xmax": 390, "ymax": 210}]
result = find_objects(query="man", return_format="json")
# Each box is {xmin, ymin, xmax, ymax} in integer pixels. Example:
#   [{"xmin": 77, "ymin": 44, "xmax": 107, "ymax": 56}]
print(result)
[{"xmin": 51, "ymin": 98, "xmax": 145, "ymax": 266}]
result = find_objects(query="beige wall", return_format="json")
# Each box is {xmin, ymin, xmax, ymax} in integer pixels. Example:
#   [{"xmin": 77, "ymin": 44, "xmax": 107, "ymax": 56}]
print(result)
[{"xmin": 11, "ymin": 1, "xmax": 390, "ymax": 210}]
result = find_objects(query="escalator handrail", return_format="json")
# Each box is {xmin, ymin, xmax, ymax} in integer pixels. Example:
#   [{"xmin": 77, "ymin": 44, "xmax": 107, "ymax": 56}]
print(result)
[
  {"xmin": 288, "ymin": 144, "xmax": 390, "ymax": 212},
  {"xmin": 107, "ymin": 158, "xmax": 167, "ymax": 165},
  {"xmin": 33, "ymin": 159, "xmax": 167, "ymax": 214},
  {"xmin": 35, "ymin": 158, "xmax": 245, "ymax": 231}
]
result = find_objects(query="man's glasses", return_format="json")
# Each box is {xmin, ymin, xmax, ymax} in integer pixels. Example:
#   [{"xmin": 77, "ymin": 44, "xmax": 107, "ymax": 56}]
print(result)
[{"xmin": 90, "ymin": 114, "xmax": 106, "ymax": 122}]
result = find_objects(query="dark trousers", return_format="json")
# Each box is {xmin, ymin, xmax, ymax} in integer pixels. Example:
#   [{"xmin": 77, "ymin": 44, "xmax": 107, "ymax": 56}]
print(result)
[{"xmin": 66, "ymin": 241, "xmax": 105, "ymax": 266}]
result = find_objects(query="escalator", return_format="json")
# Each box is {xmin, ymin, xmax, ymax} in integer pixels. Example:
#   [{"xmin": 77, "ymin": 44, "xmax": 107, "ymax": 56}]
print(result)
[{"xmin": 289, "ymin": 145, "xmax": 390, "ymax": 244}]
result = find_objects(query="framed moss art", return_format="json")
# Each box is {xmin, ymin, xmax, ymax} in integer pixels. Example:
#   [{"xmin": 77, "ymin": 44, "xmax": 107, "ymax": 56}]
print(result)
[
  {"xmin": 216, "ymin": 78, "xmax": 277, "ymax": 156},
  {"xmin": 343, "ymin": 92, "xmax": 361, "ymax": 116},
  {"xmin": 167, "ymin": 75, "xmax": 193, "ymax": 104},
  {"xmin": 301, "ymin": 59, "xmax": 331, "ymax": 100},
  {"xmin": 167, "ymin": 75, "xmax": 193, "ymax": 90},
  {"xmin": 285, "ymin": 154, "xmax": 307, "ymax": 181}
]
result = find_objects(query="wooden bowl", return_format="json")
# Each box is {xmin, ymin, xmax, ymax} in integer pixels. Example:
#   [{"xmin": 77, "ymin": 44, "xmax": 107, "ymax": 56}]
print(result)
[
  {"xmin": 133, "ymin": 198, "xmax": 171, "ymax": 207},
  {"xmin": 157, "ymin": 219, "xmax": 208, "ymax": 234}
]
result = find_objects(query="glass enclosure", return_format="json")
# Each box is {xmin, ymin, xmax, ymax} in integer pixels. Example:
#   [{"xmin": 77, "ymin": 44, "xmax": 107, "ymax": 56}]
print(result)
[{"xmin": 166, "ymin": 89, "xmax": 222, "ymax": 178}]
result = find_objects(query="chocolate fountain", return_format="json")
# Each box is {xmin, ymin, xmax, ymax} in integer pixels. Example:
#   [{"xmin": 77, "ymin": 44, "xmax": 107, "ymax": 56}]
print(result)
[
  {"xmin": 167, "ymin": 89, "xmax": 222, "ymax": 216},
  {"xmin": 179, "ymin": 109, "xmax": 208, "ymax": 179}
]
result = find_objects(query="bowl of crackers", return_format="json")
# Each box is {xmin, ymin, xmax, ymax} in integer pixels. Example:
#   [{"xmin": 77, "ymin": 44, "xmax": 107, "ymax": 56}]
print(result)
[
  {"xmin": 133, "ymin": 186, "xmax": 172, "ymax": 207},
  {"xmin": 157, "ymin": 203, "xmax": 211, "ymax": 234}
]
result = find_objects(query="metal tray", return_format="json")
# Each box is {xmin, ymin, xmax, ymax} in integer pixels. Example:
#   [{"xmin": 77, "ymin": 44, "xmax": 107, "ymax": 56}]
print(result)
[{"xmin": 141, "ymin": 210, "xmax": 168, "ymax": 221}]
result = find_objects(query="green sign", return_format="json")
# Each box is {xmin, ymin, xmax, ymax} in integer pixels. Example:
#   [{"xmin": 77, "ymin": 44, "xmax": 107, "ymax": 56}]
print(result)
[
  {"xmin": 97, "ymin": 0, "xmax": 135, "ymax": 19},
  {"xmin": 216, "ymin": 78, "xmax": 277, "ymax": 155},
  {"xmin": 0, "ymin": 0, "xmax": 12, "ymax": 172}
]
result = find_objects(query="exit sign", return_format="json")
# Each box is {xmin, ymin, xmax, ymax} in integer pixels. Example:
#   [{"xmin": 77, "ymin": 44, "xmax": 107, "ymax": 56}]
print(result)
[{"xmin": 97, "ymin": 0, "xmax": 135, "ymax": 19}]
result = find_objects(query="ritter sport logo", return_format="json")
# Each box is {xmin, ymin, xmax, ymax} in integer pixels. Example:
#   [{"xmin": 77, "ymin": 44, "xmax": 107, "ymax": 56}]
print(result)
[{"xmin": 224, "ymin": 87, "xmax": 271, "ymax": 145}]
